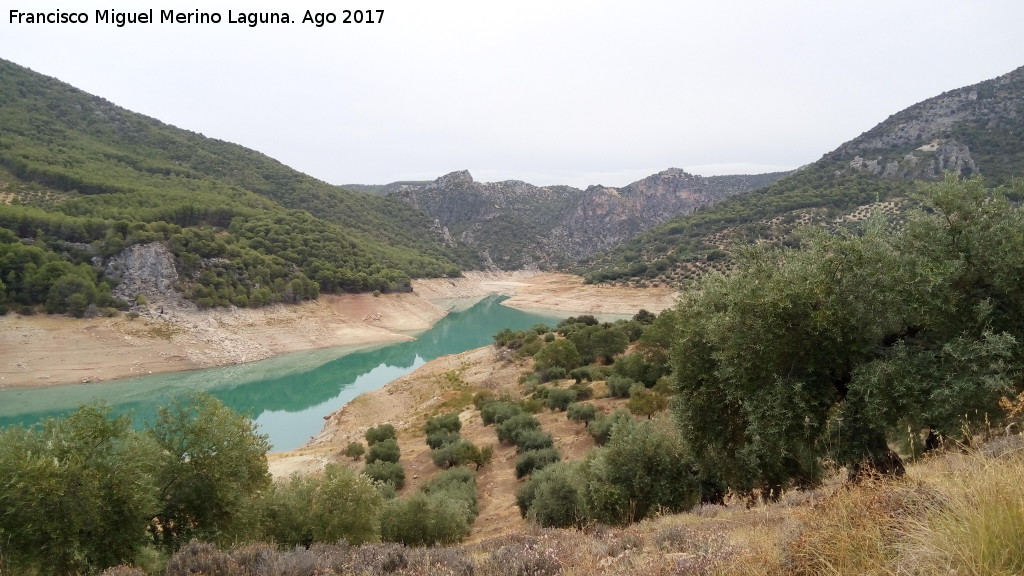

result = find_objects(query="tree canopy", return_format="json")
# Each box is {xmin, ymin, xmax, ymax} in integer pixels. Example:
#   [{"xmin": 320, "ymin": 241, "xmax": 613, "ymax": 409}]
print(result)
[{"xmin": 672, "ymin": 175, "xmax": 1023, "ymax": 496}]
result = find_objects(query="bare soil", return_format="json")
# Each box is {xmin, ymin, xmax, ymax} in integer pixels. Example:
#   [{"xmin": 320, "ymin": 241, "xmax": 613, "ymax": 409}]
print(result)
[
  {"xmin": 1, "ymin": 272, "xmax": 675, "ymax": 389},
  {"xmin": 415, "ymin": 271, "xmax": 678, "ymax": 316},
  {"xmin": 0, "ymin": 292, "xmax": 445, "ymax": 389},
  {"xmin": 266, "ymin": 344, "xmax": 632, "ymax": 541}
]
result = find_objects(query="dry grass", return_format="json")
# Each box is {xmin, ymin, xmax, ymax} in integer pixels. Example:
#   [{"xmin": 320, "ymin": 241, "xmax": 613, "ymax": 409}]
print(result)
[
  {"xmin": 266, "ymin": 347, "xmax": 1024, "ymax": 576},
  {"xmin": 121, "ymin": 445, "xmax": 1024, "ymax": 576},
  {"xmin": 894, "ymin": 450, "xmax": 1024, "ymax": 576}
]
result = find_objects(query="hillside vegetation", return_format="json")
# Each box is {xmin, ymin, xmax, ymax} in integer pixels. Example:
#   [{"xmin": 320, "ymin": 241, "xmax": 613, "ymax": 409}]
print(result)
[
  {"xmin": 386, "ymin": 169, "xmax": 785, "ymax": 269},
  {"xmin": 0, "ymin": 58, "xmax": 466, "ymax": 313},
  {"xmin": 585, "ymin": 65, "xmax": 1024, "ymax": 286},
  {"xmin": 4, "ymin": 175, "xmax": 1024, "ymax": 575}
]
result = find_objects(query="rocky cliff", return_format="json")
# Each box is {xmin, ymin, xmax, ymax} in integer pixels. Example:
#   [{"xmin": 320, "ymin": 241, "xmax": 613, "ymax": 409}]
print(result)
[
  {"xmin": 390, "ymin": 169, "xmax": 785, "ymax": 269},
  {"xmin": 105, "ymin": 242, "xmax": 189, "ymax": 311},
  {"xmin": 827, "ymin": 65, "xmax": 1024, "ymax": 184}
]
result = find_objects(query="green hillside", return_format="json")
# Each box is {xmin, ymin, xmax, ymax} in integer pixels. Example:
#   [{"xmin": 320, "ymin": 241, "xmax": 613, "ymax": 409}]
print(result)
[
  {"xmin": 584, "ymin": 65, "xmax": 1024, "ymax": 285},
  {"xmin": 0, "ymin": 59, "xmax": 468, "ymax": 313}
]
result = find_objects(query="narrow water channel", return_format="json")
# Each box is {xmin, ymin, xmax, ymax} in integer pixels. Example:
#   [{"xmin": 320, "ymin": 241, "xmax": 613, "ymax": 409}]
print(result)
[{"xmin": 0, "ymin": 295, "xmax": 568, "ymax": 450}]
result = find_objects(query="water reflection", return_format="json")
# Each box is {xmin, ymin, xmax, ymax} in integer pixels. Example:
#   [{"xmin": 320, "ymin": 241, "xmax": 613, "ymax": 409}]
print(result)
[{"xmin": 0, "ymin": 295, "xmax": 567, "ymax": 450}]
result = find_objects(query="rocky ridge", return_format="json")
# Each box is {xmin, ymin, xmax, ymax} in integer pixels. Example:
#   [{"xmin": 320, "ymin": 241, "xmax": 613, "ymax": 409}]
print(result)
[
  {"xmin": 388, "ymin": 169, "xmax": 786, "ymax": 269},
  {"xmin": 828, "ymin": 65, "xmax": 1024, "ymax": 183}
]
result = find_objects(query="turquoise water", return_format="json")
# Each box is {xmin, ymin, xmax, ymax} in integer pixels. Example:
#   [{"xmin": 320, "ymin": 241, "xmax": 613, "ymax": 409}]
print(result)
[{"xmin": 0, "ymin": 295, "xmax": 567, "ymax": 450}]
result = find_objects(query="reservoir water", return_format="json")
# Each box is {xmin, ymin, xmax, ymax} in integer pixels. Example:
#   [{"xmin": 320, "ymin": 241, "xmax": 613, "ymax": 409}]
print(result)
[{"xmin": 0, "ymin": 295, "xmax": 568, "ymax": 450}]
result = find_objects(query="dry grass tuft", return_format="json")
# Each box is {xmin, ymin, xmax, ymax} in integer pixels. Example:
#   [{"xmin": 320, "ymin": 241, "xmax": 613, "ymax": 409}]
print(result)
[{"xmin": 895, "ymin": 450, "xmax": 1024, "ymax": 576}]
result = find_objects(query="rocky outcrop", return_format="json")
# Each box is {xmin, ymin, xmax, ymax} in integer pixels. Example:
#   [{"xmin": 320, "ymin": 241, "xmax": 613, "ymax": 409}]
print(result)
[
  {"xmin": 105, "ymin": 242, "xmax": 189, "ymax": 310},
  {"xmin": 828, "ymin": 65, "xmax": 1023, "ymax": 183},
  {"xmin": 389, "ymin": 169, "xmax": 785, "ymax": 269}
]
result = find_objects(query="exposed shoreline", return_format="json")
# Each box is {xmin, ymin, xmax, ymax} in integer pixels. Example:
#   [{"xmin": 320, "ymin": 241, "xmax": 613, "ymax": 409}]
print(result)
[{"xmin": 0, "ymin": 272, "xmax": 676, "ymax": 390}]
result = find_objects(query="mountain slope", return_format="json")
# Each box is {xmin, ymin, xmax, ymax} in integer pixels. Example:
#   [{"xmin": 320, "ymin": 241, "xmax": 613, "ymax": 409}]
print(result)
[
  {"xmin": 584, "ymin": 64, "xmax": 1024, "ymax": 285},
  {"xmin": 387, "ymin": 169, "xmax": 786, "ymax": 269},
  {"xmin": 0, "ymin": 58, "xmax": 465, "ymax": 312}
]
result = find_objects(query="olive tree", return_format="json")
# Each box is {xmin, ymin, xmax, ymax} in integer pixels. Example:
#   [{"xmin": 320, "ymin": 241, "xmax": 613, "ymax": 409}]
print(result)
[
  {"xmin": 265, "ymin": 464, "xmax": 382, "ymax": 547},
  {"xmin": 672, "ymin": 175, "xmax": 1021, "ymax": 496},
  {"xmin": 147, "ymin": 393, "xmax": 271, "ymax": 547},
  {"xmin": 0, "ymin": 406, "xmax": 158, "ymax": 574},
  {"xmin": 584, "ymin": 418, "xmax": 698, "ymax": 525},
  {"xmin": 533, "ymin": 338, "xmax": 582, "ymax": 373}
]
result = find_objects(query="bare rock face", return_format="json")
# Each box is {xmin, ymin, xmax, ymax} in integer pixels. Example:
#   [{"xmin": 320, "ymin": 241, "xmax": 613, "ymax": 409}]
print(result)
[
  {"xmin": 390, "ymin": 169, "xmax": 786, "ymax": 269},
  {"xmin": 828, "ymin": 65, "xmax": 1023, "ymax": 183},
  {"xmin": 106, "ymin": 242, "xmax": 187, "ymax": 309}
]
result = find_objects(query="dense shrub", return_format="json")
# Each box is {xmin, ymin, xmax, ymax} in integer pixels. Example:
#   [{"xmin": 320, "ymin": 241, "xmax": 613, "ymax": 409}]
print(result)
[
  {"xmin": 568, "ymin": 324, "xmax": 630, "ymax": 364},
  {"xmin": 607, "ymin": 374, "xmax": 638, "ymax": 398},
  {"xmin": 0, "ymin": 395, "xmax": 270, "ymax": 574},
  {"xmin": 496, "ymin": 413, "xmax": 541, "ymax": 445},
  {"xmin": 380, "ymin": 470, "xmax": 478, "ymax": 546},
  {"xmin": 519, "ymin": 397, "xmax": 545, "ymax": 414},
  {"xmin": 614, "ymin": 352, "xmax": 670, "ymax": 387},
  {"xmin": 533, "ymin": 338, "xmax": 582, "ymax": 373},
  {"xmin": 517, "ymin": 462, "xmax": 586, "ymax": 527},
  {"xmin": 672, "ymin": 176, "xmax": 1024, "ymax": 494},
  {"xmin": 425, "ymin": 412, "xmax": 462, "ymax": 436},
  {"xmin": 540, "ymin": 366, "xmax": 568, "ymax": 382},
  {"xmin": 567, "ymin": 402, "xmax": 598, "ymax": 426},
  {"xmin": 380, "ymin": 494, "xmax": 472, "ymax": 547},
  {"xmin": 426, "ymin": 429, "xmax": 461, "ymax": 450},
  {"xmin": 431, "ymin": 440, "xmax": 480, "ymax": 469},
  {"xmin": 569, "ymin": 381, "xmax": 594, "ymax": 400},
  {"xmin": 366, "ymin": 438, "xmax": 401, "ymax": 464},
  {"xmin": 343, "ymin": 441, "xmax": 365, "ymax": 460},
  {"xmin": 148, "ymin": 393, "xmax": 272, "ymax": 548},
  {"xmin": 264, "ymin": 464, "xmax": 382, "ymax": 547},
  {"xmin": 422, "ymin": 468, "xmax": 479, "ymax": 519},
  {"xmin": 513, "ymin": 428, "xmax": 555, "ymax": 454},
  {"xmin": 627, "ymin": 386, "xmax": 669, "ymax": 419},
  {"xmin": 0, "ymin": 407, "xmax": 160, "ymax": 574},
  {"xmin": 589, "ymin": 409, "xmax": 633, "ymax": 446},
  {"xmin": 545, "ymin": 388, "xmax": 577, "ymax": 411},
  {"xmin": 586, "ymin": 418, "xmax": 699, "ymax": 525},
  {"xmin": 365, "ymin": 423, "xmax": 397, "ymax": 445},
  {"xmin": 514, "ymin": 448, "xmax": 561, "ymax": 479},
  {"xmin": 481, "ymin": 401, "xmax": 523, "ymax": 426},
  {"xmin": 570, "ymin": 366, "xmax": 593, "ymax": 383},
  {"xmin": 363, "ymin": 461, "xmax": 406, "ymax": 489}
]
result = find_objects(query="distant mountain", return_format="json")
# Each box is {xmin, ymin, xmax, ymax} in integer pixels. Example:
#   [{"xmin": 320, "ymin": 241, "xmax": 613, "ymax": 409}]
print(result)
[
  {"xmin": 341, "ymin": 181, "xmax": 432, "ymax": 195},
  {"xmin": 585, "ymin": 65, "xmax": 1024, "ymax": 286},
  {"xmin": 381, "ymin": 169, "xmax": 786, "ymax": 269}
]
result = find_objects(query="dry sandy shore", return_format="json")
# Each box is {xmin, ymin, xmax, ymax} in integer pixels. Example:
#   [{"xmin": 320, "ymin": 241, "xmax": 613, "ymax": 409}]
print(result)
[
  {"xmin": 0, "ymin": 272, "xmax": 675, "ymax": 389},
  {"xmin": 0, "ymin": 292, "xmax": 445, "ymax": 389}
]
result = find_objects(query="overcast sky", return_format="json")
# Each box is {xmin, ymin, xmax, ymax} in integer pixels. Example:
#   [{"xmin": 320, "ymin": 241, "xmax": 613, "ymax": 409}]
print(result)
[{"xmin": 2, "ymin": 1, "xmax": 1023, "ymax": 189}]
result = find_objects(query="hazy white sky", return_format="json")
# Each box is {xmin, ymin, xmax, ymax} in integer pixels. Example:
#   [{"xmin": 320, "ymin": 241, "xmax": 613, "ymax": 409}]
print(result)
[{"xmin": 2, "ymin": 0, "xmax": 1023, "ymax": 188}]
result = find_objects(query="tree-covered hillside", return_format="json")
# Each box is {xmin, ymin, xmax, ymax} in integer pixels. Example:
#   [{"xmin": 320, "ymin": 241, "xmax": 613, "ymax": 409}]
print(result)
[
  {"xmin": 584, "ymin": 65, "xmax": 1024, "ymax": 285},
  {"xmin": 0, "ymin": 59, "xmax": 469, "ymax": 312}
]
